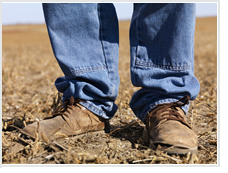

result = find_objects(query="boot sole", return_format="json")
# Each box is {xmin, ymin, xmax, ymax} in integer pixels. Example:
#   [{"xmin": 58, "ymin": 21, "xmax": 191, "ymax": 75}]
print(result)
[
  {"xmin": 142, "ymin": 127, "xmax": 198, "ymax": 155},
  {"xmin": 22, "ymin": 128, "xmax": 106, "ymax": 142}
]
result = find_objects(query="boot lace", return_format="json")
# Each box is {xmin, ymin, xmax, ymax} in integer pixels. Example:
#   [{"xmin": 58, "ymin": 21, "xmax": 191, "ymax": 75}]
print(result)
[
  {"xmin": 148, "ymin": 95, "xmax": 192, "ymax": 129},
  {"xmin": 49, "ymin": 96, "xmax": 82, "ymax": 121}
]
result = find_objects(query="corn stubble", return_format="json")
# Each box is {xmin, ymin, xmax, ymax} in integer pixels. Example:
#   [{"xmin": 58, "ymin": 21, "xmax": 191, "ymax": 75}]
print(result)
[{"xmin": 2, "ymin": 17, "xmax": 217, "ymax": 164}]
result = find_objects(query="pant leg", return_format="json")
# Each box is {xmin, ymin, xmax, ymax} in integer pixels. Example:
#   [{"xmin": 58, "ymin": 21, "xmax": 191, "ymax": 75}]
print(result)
[
  {"xmin": 129, "ymin": 3, "xmax": 200, "ymax": 122},
  {"xmin": 42, "ymin": 3, "xmax": 120, "ymax": 119}
]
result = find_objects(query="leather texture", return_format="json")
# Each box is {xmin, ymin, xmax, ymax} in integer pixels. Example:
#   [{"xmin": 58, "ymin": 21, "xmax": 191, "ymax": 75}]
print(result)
[{"xmin": 21, "ymin": 97, "xmax": 109, "ymax": 142}]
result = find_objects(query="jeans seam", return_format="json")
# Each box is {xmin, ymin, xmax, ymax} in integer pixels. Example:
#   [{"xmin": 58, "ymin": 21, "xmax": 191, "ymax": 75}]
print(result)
[
  {"xmin": 98, "ymin": 4, "xmax": 109, "ymax": 73},
  {"xmin": 135, "ymin": 5, "xmax": 141, "ymax": 66},
  {"xmin": 98, "ymin": 4, "xmax": 116, "ymax": 98}
]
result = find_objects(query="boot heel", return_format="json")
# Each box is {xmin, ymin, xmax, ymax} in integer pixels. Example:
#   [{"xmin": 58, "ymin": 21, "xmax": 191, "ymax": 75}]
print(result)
[
  {"xmin": 142, "ymin": 127, "xmax": 157, "ymax": 150},
  {"xmin": 142, "ymin": 127, "xmax": 150, "ymax": 141},
  {"xmin": 149, "ymin": 139, "xmax": 157, "ymax": 150}
]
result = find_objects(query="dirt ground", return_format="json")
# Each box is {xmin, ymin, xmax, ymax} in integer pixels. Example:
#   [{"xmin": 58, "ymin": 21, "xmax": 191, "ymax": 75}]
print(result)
[{"xmin": 2, "ymin": 17, "xmax": 217, "ymax": 164}]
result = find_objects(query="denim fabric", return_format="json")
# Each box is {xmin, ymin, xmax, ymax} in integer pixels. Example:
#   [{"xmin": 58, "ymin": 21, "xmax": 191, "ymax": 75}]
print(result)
[{"xmin": 42, "ymin": 3, "xmax": 200, "ymax": 122}]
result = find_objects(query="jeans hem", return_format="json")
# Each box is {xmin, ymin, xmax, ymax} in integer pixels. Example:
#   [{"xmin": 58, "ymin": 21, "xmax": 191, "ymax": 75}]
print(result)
[
  {"xmin": 79, "ymin": 101, "xmax": 112, "ymax": 120},
  {"xmin": 135, "ymin": 60, "xmax": 191, "ymax": 71},
  {"xmin": 136, "ymin": 98, "xmax": 190, "ymax": 123},
  {"xmin": 64, "ymin": 65, "xmax": 108, "ymax": 77}
]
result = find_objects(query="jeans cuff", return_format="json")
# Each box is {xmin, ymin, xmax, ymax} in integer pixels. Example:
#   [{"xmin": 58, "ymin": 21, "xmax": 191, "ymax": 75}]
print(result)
[
  {"xmin": 137, "ymin": 98, "xmax": 190, "ymax": 123},
  {"xmin": 79, "ymin": 101, "xmax": 113, "ymax": 120}
]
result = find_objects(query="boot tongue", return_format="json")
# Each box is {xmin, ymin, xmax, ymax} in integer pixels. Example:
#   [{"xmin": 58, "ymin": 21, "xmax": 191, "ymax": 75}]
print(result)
[{"xmin": 69, "ymin": 96, "xmax": 75, "ymax": 106}]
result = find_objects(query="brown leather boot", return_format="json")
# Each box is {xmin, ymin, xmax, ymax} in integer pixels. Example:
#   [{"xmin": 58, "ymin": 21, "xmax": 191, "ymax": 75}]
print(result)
[
  {"xmin": 143, "ymin": 96, "xmax": 198, "ymax": 154},
  {"xmin": 21, "ymin": 96, "xmax": 110, "ymax": 142}
]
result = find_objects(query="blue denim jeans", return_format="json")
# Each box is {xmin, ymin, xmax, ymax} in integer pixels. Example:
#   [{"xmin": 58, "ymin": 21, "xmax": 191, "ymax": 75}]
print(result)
[{"xmin": 42, "ymin": 3, "xmax": 200, "ymax": 122}]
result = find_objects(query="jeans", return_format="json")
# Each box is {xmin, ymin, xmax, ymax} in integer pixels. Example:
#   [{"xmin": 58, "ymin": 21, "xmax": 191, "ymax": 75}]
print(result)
[{"xmin": 42, "ymin": 3, "xmax": 200, "ymax": 122}]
